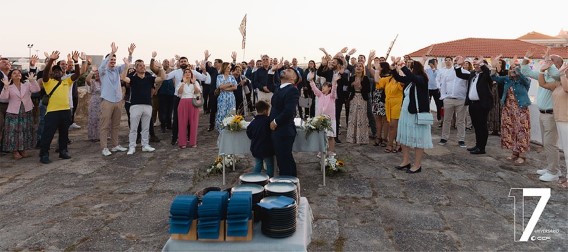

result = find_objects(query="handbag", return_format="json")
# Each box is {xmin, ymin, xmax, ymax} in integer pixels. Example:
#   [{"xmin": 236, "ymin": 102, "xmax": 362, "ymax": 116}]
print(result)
[
  {"xmin": 214, "ymin": 87, "xmax": 221, "ymax": 97},
  {"xmin": 192, "ymin": 94, "xmax": 203, "ymax": 107},
  {"xmin": 41, "ymin": 80, "xmax": 63, "ymax": 106},
  {"xmin": 414, "ymin": 84, "xmax": 433, "ymax": 125}
]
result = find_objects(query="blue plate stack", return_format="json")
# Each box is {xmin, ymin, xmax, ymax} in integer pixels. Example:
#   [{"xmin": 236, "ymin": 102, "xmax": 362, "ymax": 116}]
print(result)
[
  {"xmin": 197, "ymin": 191, "xmax": 229, "ymax": 239},
  {"xmin": 169, "ymin": 195, "xmax": 198, "ymax": 234},
  {"xmin": 226, "ymin": 191, "xmax": 253, "ymax": 237}
]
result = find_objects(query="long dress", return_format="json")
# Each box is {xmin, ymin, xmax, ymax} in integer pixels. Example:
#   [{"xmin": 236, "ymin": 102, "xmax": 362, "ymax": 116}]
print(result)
[
  {"xmin": 500, "ymin": 88, "xmax": 530, "ymax": 154},
  {"xmin": 87, "ymin": 80, "xmax": 102, "ymax": 141},
  {"xmin": 2, "ymin": 103, "xmax": 34, "ymax": 152},
  {"xmin": 396, "ymin": 85, "xmax": 433, "ymax": 149},
  {"xmin": 347, "ymin": 92, "xmax": 369, "ymax": 144},
  {"xmin": 215, "ymin": 75, "xmax": 237, "ymax": 131}
]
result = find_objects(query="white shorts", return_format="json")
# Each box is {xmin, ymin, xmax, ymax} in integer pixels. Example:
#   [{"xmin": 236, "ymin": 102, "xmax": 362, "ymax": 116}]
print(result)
[{"xmin": 326, "ymin": 119, "xmax": 336, "ymax": 138}]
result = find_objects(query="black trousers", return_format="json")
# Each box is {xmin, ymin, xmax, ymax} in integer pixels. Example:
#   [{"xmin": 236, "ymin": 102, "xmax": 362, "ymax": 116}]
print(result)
[
  {"xmin": 272, "ymin": 133, "xmax": 296, "ymax": 177},
  {"xmin": 202, "ymin": 84, "xmax": 211, "ymax": 112},
  {"xmin": 40, "ymin": 110, "xmax": 71, "ymax": 157},
  {"xmin": 429, "ymin": 89, "xmax": 444, "ymax": 120},
  {"xmin": 335, "ymin": 97, "xmax": 349, "ymax": 137},
  {"xmin": 171, "ymin": 96, "xmax": 181, "ymax": 141},
  {"xmin": 158, "ymin": 94, "xmax": 174, "ymax": 130},
  {"xmin": 70, "ymin": 96, "xmax": 78, "ymax": 124},
  {"xmin": 469, "ymin": 102, "xmax": 490, "ymax": 150},
  {"xmin": 209, "ymin": 91, "xmax": 218, "ymax": 129}
]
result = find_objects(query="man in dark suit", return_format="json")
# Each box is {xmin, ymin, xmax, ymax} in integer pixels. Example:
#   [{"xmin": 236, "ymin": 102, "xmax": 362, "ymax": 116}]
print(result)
[
  {"xmin": 455, "ymin": 56, "xmax": 493, "ymax": 154},
  {"xmin": 269, "ymin": 68, "xmax": 300, "ymax": 176}
]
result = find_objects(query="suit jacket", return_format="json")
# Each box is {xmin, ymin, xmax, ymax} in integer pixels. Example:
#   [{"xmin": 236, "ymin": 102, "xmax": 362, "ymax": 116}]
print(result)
[
  {"xmin": 0, "ymin": 80, "xmax": 41, "ymax": 114},
  {"xmin": 455, "ymin": 64, "xmax": 493, "ymax": 110},
  {"xmin": 269, "ymin": 84, "xmax": 300, "ymax": 137}
]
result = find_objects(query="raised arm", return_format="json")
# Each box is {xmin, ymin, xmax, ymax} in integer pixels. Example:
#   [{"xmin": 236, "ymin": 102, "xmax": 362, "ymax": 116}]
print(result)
[
  {"xmin": 86, "ymin": 65, "xmax": 96, "ymax": 84},
  {"xmin": 120, "ymin": 57, "xmax": 131, "ymax": 87},
  {"xmin": 70, "ymin": 51, "xmax": 81, "ymax": 81},
  {"xmin": 453, "ymin": 56, "xmax": 470, "ymax": 80},
  {"xmin": 538, "ymin": 60, "xmax": 561, "ymax": 91},
  {"xmin": 26, "ymin": 72, "xmax": 41, "ymax": 93},
  {"xmin": 42, "ymin": 51, "xmax": 59, "ymax": 83}
]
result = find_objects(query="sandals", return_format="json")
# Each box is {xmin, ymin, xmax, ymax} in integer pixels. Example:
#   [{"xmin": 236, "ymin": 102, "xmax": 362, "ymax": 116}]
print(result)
[
  {"xmin": 374, "ymin": 138, "xmax": 382, "ymax": 147},
  {"xmin": 384, "ymin": 145, "xmax": 393, "ymax": 153},
  {"xmin": 506, "ymin": 154, "xmax": 519, "ymax": 161},
  {"xmin": 392, "ymin": 145, "xmax": 402, "ymax": 153}
]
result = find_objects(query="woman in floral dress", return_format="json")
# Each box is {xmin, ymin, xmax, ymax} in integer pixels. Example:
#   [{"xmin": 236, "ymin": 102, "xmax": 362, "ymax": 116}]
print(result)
[
  {"xmin": 346, "ymin": 62, "xmax": 370, "ymax": 144},
  {"xmin": 215, "ymin": 62, "xmax": 237, "ymax": 131},
  {"xmin": 86, "ymin": 67, "xmax": 102, "ymax": 142}
]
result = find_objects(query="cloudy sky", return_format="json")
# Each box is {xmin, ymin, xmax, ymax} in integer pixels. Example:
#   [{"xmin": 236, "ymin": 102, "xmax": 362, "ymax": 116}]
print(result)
[{"xmin": 3, "ymin": 0, "xmax": 566, "ymax": 64}]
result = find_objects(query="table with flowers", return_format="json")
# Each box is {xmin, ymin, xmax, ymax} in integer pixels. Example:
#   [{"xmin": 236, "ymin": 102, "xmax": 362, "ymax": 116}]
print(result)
[{"xmin": 217, "ymin": 117, "xmax": 328, "ymax": 185}]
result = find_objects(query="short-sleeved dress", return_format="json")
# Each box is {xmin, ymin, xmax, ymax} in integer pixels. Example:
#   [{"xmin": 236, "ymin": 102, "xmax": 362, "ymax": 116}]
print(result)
[{"xmin": 215, "ymin": 74, "xmax": 237, "ymax": 131}]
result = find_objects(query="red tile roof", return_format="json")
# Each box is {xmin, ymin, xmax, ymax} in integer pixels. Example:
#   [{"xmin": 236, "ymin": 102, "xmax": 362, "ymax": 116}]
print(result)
[
  {"xmin": 517, "ymin": 31, "xmax": 557, "ymax": 40},
  {"xmin": 407, "ymin": 38, "xmax": 568, "ymax": 59}
]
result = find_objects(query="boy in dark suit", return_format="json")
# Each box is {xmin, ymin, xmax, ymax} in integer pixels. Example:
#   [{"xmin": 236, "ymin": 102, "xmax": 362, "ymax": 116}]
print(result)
[{"xmin": 246, "ymin": 101, "xmax": 275, "ymax": 177}]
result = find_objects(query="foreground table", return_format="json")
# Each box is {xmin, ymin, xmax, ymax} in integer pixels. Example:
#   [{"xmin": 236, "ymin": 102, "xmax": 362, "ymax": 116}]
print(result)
[
  {"xmin": 162, "ymin": 197, "xmax": 313, "ymax": 252},
  {"xmin": 217, "ymin": 128, "xmax": 327, "ymax": 185}
]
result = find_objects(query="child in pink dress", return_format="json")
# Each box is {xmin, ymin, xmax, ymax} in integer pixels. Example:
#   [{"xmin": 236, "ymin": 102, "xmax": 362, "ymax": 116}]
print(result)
[{"xmin": 308, "ymin": 72, "xmax": 338, "ymax": 155}]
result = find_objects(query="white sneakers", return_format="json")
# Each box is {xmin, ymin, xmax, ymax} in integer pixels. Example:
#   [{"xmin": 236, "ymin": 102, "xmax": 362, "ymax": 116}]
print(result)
[
  {"xmin": 111, "ymin": 145, "xmax": 128, "ymax": 152},
  {"xmin": 127, "ymin": 147, "xmax": 135, "ymax": 155},
  {"xmin": 102, "ymin": 148, "xmax": 112, "ymax": 156},
  {"xmin": 537, "ymin": 169, "xmax": 561, "ymax": 182},
  {"xmin": 69, "ymin": 123, "xmax": 81, "ymax": 129},
  {"xmin": 142, "ymin": 145, "xmax": 155, "ymax": 152}
]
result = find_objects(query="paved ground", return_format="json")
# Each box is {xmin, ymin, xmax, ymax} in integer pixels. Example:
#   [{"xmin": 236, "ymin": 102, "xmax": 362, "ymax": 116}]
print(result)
[{"xmin": 0, "ymin": 111, "xmax": 566, "ymax": 251}]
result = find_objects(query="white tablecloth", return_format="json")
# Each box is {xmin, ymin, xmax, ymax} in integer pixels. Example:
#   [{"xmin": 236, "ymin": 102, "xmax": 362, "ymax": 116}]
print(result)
[
  {"xmin": 162, "ymin": 197, "xmax": 313, "ymax": 252},
  {"xmin": 217, "ymin": 128, "xmax": 328, "ymax": 185}
]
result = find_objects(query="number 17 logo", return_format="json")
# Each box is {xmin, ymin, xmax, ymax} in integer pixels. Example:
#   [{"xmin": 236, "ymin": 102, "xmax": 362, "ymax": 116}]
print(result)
[{"xmin": 508, "ymin": 188, "xmax": 550, "ymax": 242}]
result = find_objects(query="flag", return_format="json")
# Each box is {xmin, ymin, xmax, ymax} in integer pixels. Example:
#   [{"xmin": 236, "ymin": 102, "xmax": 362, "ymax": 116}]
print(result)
[{"xmin": 239, "ymin": 14, "xmax": 247, "ymax": 49}]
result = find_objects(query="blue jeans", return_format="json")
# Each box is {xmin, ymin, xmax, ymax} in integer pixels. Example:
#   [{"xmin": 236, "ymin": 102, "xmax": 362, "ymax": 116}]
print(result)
[{"xmin": 254, "ymin": 156, "xmax": 274, "ymax": 177}]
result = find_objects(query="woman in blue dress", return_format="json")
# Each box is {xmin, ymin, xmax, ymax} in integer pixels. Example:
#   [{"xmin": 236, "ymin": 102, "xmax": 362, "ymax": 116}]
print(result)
[
  {"xmin": 391, "ymin": 59, "xmax": 433, "ymax": 173},
  {"xmin": 215, "ymin": 62, "xmax": 238, "ymax": 131}
]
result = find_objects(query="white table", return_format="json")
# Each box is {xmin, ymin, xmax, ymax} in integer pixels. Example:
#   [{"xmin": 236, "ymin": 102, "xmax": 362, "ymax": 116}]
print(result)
[
  {"xmin": 217, "ymin": 128, "xmax": 328, "ymax": 185},
  {"xmin": 162, "ymin": 197, "xmax": 313, "ymax": 252}
]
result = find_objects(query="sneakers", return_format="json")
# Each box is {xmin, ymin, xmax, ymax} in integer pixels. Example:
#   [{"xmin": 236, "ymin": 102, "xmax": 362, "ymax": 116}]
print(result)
[
  {"xmin": 458, "ymin": 141, "xmax": 467, "ymax": 148},
  {"xmin": 111, "ymin": 145, "xmax": 128, "ymax": 152},
  {"xmin": 127, "ymin": 147, "xmax": 135, "ymax": 155},
  {"xmin": 102, "ymin": 148, "xmax": 112, "ymax": 156},
  {"xmin": 69, "ymin": 123, "xmax": 81, "ymax": 129},
  {"xmin": 142, "ymin": 145, "xmax": 155, "ymax": 152},
  {"xmin": 539, "ymin": 172, "xmax": 560, "ymax": 182},
  {"xmin": 536, "ymin": 169, "xmax": 549, "ymax": 175},
  {"xmin": 438, "ymin": 139, "xmax": 447, "ymax": 146}
]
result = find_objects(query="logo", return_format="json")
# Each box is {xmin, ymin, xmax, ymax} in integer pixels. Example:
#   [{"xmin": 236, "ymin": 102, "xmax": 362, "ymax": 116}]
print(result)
[{"xmin": 508, "ymin": 188, "xmax": 551, "ymax": 242}]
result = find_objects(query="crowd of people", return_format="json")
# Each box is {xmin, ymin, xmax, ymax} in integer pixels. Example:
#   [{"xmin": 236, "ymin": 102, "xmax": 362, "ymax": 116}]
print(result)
[{"xmin": 1, "ymin": 44, "xmax": 567, "ymax": 187}]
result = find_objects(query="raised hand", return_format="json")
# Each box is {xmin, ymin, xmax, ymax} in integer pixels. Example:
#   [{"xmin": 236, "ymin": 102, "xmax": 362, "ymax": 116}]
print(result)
[
  {"xmin": 491, "ymin": 54, "xmax": 502, "ymax": 65},
  {"xmin": 348, "ymin": 48, "xmax": 357, "ymax": 56},
  {"xmin": 541, "ymin": 60, "xmax": 553, "ymax": 71},
  {"xmin": 30, "ymin": 55, "xmax": 39, "ymax": 66},
  {"xmin": 524, "ymin": 48, "xmax": 534, "ymax": 59},
  {"xmin": 128, "ymin": 43, "xmax": 136, "ymax": 55},
  {"xmin": 340, "ymin": 47, "xmax": 348, "ymax": 54},
  {"xmin": 1, "ymin": 78, "xmax": 9, "ymax": 87},
  {"xmin": 49, "ymin": 51, "xmax": 60, "ymax": 60},
  {"xmin": 170, "ymin": 58, "xmax": 175, "ymax": 67},
  {"xmin": 199, "ymin": 60, "xmax": 206, "ymax": 71},
  {"xmin": 67, "ymin": 53, "xmax": 72, "ymax": 62},
  {"xmin": 231, "ymin": 51, "xmax": 237, "ymax": 61},
  {"xmin": 152, "ymin": 51, "xmax": 157, "ymax": 58},
  {"xmin": 543, "ymin": 47, "xmax": 551, "ymax": 60},
  {"xmin": 87, "ymin": 56, "xmax": 92, "ymax": 65},
  {"xmin": 332, "ymin": 72, "xmax": 341, "ymax": 82},
  {"xmin": 44, "ymin": 52, "xmax": 50, "ymax": 59},
  {"xmin": 204, "ymin": 50, "xmax": 211, "ymax": 60},
  {"xmin": 79, "ymin": 52, "xmax": 87, "ymax": 61},
  {"xmin": 369, "ymin": 50, "xmax": 376, "ymax": 60},
  {"xmin": 307, "ymin": 72, "xmax": 314, "ymax": 82},
  {"xmin": 175, "ymin": 54, "xmax": 180, "ymax": 61},
  {"xmin": 558, "ymin": 62, "xmax": 568, "ymax": 74},
  {"xmin": 27, "ymin": 72, "xmax": 36, "ymax": 81},
  {"xmin": 455, "ymin": 55, "xmax": 464, "ymax": 65},
  {"xmin": 71, "ymin": 51, "xmax": 79, "ymax": 62},
  {"xmin": 111, "ymin": 42, "xmax": 118, "ymax": 54},
  {"xmin": 154, "ymin": 59, "xmax": 162, "ymax": 69}
]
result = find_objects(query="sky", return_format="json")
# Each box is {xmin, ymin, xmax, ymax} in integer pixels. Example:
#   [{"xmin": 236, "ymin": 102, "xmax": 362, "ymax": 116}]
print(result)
[{"xmin": 3, "ymin": 0, "xmax": 567, "ymax": 65}]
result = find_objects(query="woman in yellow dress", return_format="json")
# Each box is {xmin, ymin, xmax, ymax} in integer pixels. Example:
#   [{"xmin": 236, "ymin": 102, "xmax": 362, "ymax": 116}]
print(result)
[{"xmin": 375, "ymin": 62, "xmax": 404, "ymax": 153}]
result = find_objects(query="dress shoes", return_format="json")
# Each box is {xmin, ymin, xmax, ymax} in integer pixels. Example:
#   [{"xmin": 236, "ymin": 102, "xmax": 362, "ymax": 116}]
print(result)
[
  {"xmin": 40, "ymin": 156, "xmax": 51, "ymax": 164},
  {"xmin": 59, "ymin": 151, "xmax": 72, "ymax": 159},
  {"xmin": 466, "ymin": 146, "xmax": 478, "ymax": 152},
  {"xmin": 395, "ymin": 163, "xmax": 411, "ymax": 170},
  {"xmin": 406, "ymin": 166, "xmax": 422, "ymax": 173},
  {"xmin": 469, "ymin": 148, "xmax": 486, "ymax": 154},
  {"xmin": 335, "ymin": 138, "xmax": 342, "ymax": 144}
]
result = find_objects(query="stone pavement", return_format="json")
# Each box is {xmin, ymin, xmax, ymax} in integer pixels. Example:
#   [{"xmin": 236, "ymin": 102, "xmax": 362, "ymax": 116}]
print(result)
[{"xmin": 0, "ymin": 112, "xmax": 566, "ymax": 251}]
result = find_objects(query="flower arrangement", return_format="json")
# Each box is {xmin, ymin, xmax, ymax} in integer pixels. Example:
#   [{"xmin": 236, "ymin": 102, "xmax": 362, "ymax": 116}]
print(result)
[
  {"xmin": 222, "ymin": 115, "xmax": 246, "ymax": 131},
  {"xmin": 207, "ymin": 155, "xmax": 238, "ymax": 174},
  {"xmin": 304, "ymin": 115, "xmax": 333, "ymax": 139},
  {"xmin": 325, "ymin": 155, "xmax": 346, "ymax": 175}
]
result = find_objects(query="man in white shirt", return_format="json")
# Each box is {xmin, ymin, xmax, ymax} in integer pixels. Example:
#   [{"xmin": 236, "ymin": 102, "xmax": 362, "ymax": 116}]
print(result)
[{"xmin": 437, "ymin": 56, "xmax": 469, "ymax": 148}]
